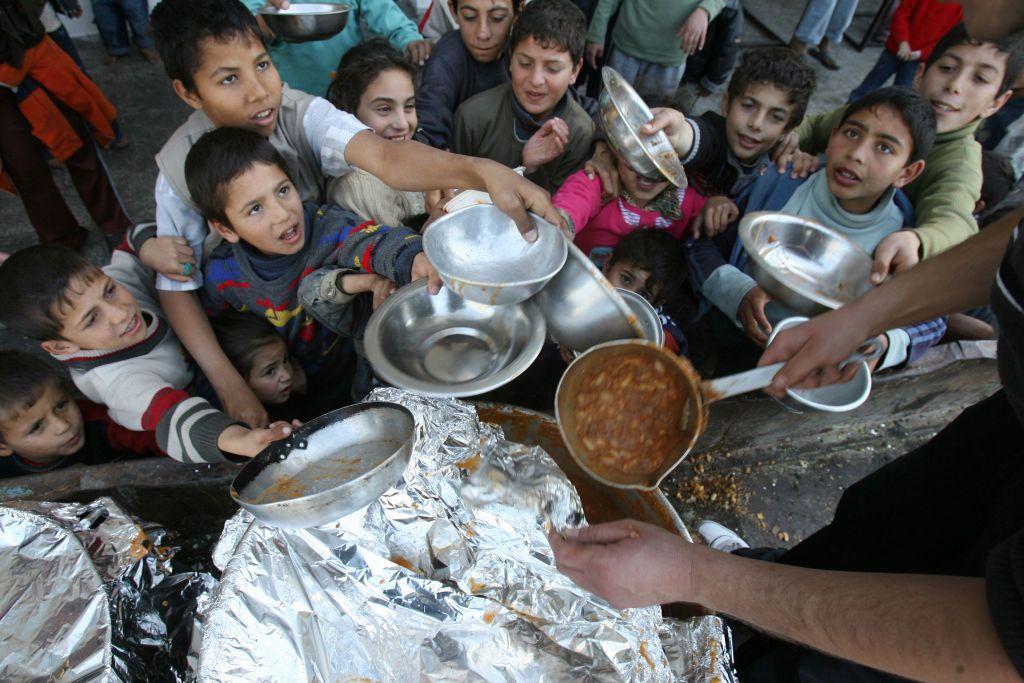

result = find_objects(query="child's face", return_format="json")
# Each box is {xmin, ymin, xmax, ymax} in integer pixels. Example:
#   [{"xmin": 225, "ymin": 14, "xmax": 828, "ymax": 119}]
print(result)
[
  {"xmin": 615, "ymin": 155, "xmax": 671, "ymax": 204},
  {"xmin": 41, "ymin": 271, "xmax": 147, "ymax": 355},
  {"xmin": 451, "ymin": 0, "xmax": 516, "ymax": 64},
  {"xmin": 604, "ymin": 260, "xmax": 660, "ymax": 303},
  {"xmin": 723, "ymin": 83, "xmax": 796, "ymax": 163},
  {"xmin": 825, "ymin": 104, "xmax": 925, "ymax": 214},
  {"xmin": 356, "ymin": 68, "xmax": 417, "ymax": 141},
  {"xmin": 916, "ymin": 42, "xmax": 1012, "ymax": 133},
  {"xmin": 173, "ymin": 32, "xmax": 283, "ymax": 136},
  {"xmin": 0, "ymin": 382, "xmax": 84, "ymax": 461},
  {"xmin": 212, "ymin": 162, "xmax": 305, "ymax": 256},
  {"xmin": 247, "ymin": 339, "xmax": 299, "ymax": 405},
  {"xmin": 510, "ymin": 36, "xmax": 581, "ymax": 118}
]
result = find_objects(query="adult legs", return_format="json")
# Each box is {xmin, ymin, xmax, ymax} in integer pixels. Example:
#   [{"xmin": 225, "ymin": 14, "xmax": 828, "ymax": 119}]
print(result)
[
  {"xmin": 91, "ymin": 0, "xmax": 132, "ymax": 57},
  {"xmin": 635, "ymin": 61, "xmax": 686, "ymax": 99},
  {"xmin": 847, "ymin": 49, "xmax": 903, "ymax": 103},
  {"xmin": 119, "ymin": 0, "xmax": 159, "ymax": 62},
  {"xmin": 893, "ymin": 58, "xmax": 919, "ymax": 88},
  {"xmin": 605, "ymin": 46, "xmax": 644, "ymax": 91},
  {"xmin": 791, "ymin": 0, "xmax": 840, "ymax": 52}
]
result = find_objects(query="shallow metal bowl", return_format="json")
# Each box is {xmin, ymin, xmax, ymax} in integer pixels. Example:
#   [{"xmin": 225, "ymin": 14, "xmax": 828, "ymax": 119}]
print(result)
[
  {"xmin": 423, "ymin": 204, "xmax": 567, "ymax": 306},
  {"xmin": 617, "ymin": 288, "xmax": 665, "ymax": 346},
  {"xmin": 257, "ymin": 3, "xmax": 350, "ymax": 43},
  {"xmin": 363, "ymin": 279, "xmax": 546, "ymax": 397},
  {"xmin": 535, "ymin": 242, "xmax": 644, "ymax": 352},
  {"xmin": 231, "ymin": 402, "xmax": 415, "ymax": 529},
  {"xmin": 599, "ymin": 67, "xmax": 687, "ymax": 189},
  {"xmin": 739, "ymin": 211, "xmax": 875, "ymax": 316}
]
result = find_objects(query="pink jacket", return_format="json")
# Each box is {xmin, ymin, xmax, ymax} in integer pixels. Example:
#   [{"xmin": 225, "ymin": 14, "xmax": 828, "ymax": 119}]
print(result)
[{"xmin": 553, "ymin": 170, "xmax": 706, "ymax": 257}]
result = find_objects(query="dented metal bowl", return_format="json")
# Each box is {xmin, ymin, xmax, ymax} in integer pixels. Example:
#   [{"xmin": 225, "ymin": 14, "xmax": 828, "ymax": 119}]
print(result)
[{"xmin": 257, "ymin": 3, "xmax": 350, "ymax": 43}]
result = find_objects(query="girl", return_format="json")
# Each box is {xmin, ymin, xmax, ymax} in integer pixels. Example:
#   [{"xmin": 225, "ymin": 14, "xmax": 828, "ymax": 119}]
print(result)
[{"xmin": 326, "ymin": 40, "xmax": 427, "ymax": 227}]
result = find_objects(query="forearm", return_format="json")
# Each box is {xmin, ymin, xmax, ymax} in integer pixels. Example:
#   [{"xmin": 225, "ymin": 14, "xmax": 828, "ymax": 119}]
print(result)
[
  {"xmin": 158, "ymin": 290, "xmax": 248, "ymax": 391},
  {"xmin": 348, "ymin": 132, "xmax": 497, "ymax": 193},
  {"xmin": 690, "ymin": 548, "xmax": 1020, "ymax": 681}
]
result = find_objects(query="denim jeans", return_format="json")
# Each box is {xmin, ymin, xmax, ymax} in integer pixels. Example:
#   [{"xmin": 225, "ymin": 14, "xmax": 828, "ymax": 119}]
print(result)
[
  {"xmin": 847, "ymin": 49, "xmax": 919, "ymax": 103},
  {"xmin": 606, "ymin": 46, "xmax": 686, "ymax": 98},
  {"xmin": 793, "ymin": 0, "xmax": 859, "ymax": 46},
  {"xmin": 91, "ymin": 0, "xmax": 155, "ymax": 55}
]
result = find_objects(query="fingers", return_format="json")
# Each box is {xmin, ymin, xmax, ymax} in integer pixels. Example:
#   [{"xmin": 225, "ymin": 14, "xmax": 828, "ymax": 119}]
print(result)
[
  {"xmin": 691, "ymin": 212, "xmax": 705, "ymax": 239},
  {"xmin": 162, "ymin": 273, "xmax": 193, "ymax": 283},
  {"xmin": 638, "ymin": 108, "xmax": 676, "ymax": 137},
  {"xmin": 562, "ymin": 519, "xmax": 644, "ymax": 544},
  {"xmin": 870, "ymin": 247, "xmax": 895, "ymax": 285},
  {"xmin": 267, "ymin": 0, "xmax": 289, "ymax": 8}
]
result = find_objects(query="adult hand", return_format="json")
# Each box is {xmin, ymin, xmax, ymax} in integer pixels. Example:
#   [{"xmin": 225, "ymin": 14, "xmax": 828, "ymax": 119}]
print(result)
[
  {"xmin": 478, "ymin": 161, "xmax": 563, "ymax": 241},
  {"xmin": 639, "ymin": 107, "xmax": 690, "ymax": 156},
  {"xmin": 772, "ymin": 130, "xmax": 801, "ymax": 173},
  {"xmin": 897, "ymin": 41, "xmax": 913, "ymax": 60},
  {"xmin": 138, "ymin": 236, "xmax": 196, "ymax": 283},
  {"xmin": 677, "ymin": 7, "xmax": 710, "ymax": 55},
  {"xmin": 404, "ymin": 39, "xmax": 432, "ymax": 66},
  {"xmin": 412, "ymin": 252, "xmax": 442, "ymax": 294},
  {"xmin": 738, "ymin": 286, "xmax": 773, "ymax": 346},
  {"xmin": 788, "ymin": 150, "xmax": 820, "ymax": 178},
  {"xmin": 586, "ymin": 41, "xmax": 605, "ymax": 70},
  {"xmin": 693, "ymin": 196, "xmax": 739, "ymax": 238},
  {"xmin": 871, "ymin": 230, "xmax": 921, "ymax": 284},
  {"xmin": 583, "ymin": 141, "xmax": 620, "ymax": 199},
  {"xmin": 549, "ymin": 520, "xmax": 693, "ymax": 609},
  {"xmin": 265, "ymin": 0, "xmax": 289, "ymax": 8},
  {"xmin": 217, "ymin": 377, "xmax": 269, "ymax": 428},
  {"xmin": 522, "ymin": 118, "xmax": 569, "ymax": 174},
  {"xmin": 218, "ymin": 420, "xmax": 299, "ymax": 458}
]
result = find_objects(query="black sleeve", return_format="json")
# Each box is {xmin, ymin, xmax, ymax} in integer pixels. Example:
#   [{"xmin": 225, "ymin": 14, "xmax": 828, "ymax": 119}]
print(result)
[
  {"xmin": 686, "ymin": 112, "xmax": 730, "ymax": 181},
  {"xmin": 987, "ymin": 527, "xmax": 1024, "ymax": 677}
]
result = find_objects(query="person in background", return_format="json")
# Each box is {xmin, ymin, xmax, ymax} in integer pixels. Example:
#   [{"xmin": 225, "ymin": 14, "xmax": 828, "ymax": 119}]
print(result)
[
  {"xmin": 417, "ymin": 0, "xmax": 457, "ymax": 42},
  {"xmin": 585, "ymin": 0, "xmax": 723, "ymax": 99},
  {"xmin": 789, "ymin": 0, "xmax": 858, "ymax": 71},
  {"xmin": 847, "ymin": 0, "xmax": 963, "ymax": 103},
  {"xmin": 677, "ymin": 0, "xmax": 743, "ymax": 113},
  {"xmin": 89, "ymin": 0, "xmax": 160, "ymax": 65}
]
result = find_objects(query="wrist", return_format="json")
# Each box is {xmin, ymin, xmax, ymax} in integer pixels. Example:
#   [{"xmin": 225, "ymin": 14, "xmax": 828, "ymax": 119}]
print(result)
[{"xmin": 216, "ymin": 424, "xmax": 248, "ymax": 454}]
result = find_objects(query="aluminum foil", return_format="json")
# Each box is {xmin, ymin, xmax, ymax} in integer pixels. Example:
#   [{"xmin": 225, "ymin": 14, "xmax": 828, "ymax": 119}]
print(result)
[{"xmin": 195, "ymin": 389, "xmax": 737, "ymax": 681}]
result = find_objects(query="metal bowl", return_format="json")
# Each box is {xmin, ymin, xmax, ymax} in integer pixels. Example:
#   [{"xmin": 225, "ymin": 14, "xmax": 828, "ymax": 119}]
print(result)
[
  {"xmin": 423, "ymin": 204, "xmax": 567, "ymax": 306},
  {"xmin": 231, "ymin": 402, "xmax": 415, "ymax": 529},
  {"xmin": 617, "ymin": 288, "xmax": 665, "ymax": 346},
  {"xmin": 767, "ymin": 317, "xmax": 872, "ymax": 412},
  {"xmin": 739, "ymin": 211, "xmax": 875, "ymax": 316},
  {"xmin": 535, "ymin": 241, "xmax": 644, "ymax": 352},
  {"xmin": 599, "ymin": 67, "xmax": 687, "ymax": 189},
  {"xmin": 363, "ymin": 279, "xmax": 546, "ymax": 397},
  {"xmin": 257, "ymin": 3, "xmax": 350, "ymax": 43}
]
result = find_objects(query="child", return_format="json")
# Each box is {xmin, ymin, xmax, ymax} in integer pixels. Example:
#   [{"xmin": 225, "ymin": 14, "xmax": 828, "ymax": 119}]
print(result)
[
  {"xmin": 584, "ymin": 0, "xmax": 721, "ymax": 98},
  {"xmin": 185, "ymin": 127, "xmax": 438, "ymax": 404},
  {"xmin": 415, "ymin": 0, "xmax": 522, "ymax": 150},
  {"xmin": 693, "ymin": 87, "xmax": 947, "ymax": 372},
  {"xmin": 452, "ymin": 0, "xmax": 595, "ymax": 193},
  {"xmin": 326, "ymin": 40, "xmax": 427, "ymax": 227},
  {"xmin": 791, "ymin": 24, "xmax": 1024, "ymax": 275},
  {"xmin": 678, "ymin": 0, "xmax": 743, "ymax": 111},
  {"xmin": 553, "ymin": 143, "xmax": 706, "ymax": 262},
  {"xmin": 144, "ymin": 0, "xmax": 557, "ymax": 430},
  {"xmin": 0, "ymin": 244, "xmax": 294, "ymax": 464},
  {"xmin": 847, "ymin": 0, "xmax": 963, "ymax": 104},
  {"xmin": 90, "ymin": 0, "xmax": 160, "ymax": 65},
  {"xmin": 0, "ymin": 350, "xmax": 161, "ymax": 478}
]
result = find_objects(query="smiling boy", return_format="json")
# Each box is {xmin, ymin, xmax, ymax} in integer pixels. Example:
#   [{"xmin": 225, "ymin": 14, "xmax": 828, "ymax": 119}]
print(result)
[{"xmin": 451, "ymin": 0, "xmax": 595, "ymax": 192}]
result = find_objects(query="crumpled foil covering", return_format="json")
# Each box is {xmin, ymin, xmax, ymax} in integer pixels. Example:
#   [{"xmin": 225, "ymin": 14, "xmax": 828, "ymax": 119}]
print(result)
[
  {"xmin": 0, "ymin": 498, "xmax": 216, "ymax": 682},
  {"xmin": 194, "ymin": 389, "xmax": 737, "ymax": 681}
]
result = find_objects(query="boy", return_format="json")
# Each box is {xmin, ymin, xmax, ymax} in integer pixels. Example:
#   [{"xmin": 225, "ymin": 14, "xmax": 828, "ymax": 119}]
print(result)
[
  {"xmin": 414, "ymin": 0, "xmax": 522, "ymax": 150},
  {"xmin": 0, "ymin": 243, "xmax": 294, "ymax": 464},
  {"xmin": 146, "ymin": 0, "xmax": 557, "ymax": 429},
  {"xmin": 452, "ymin": 0, "xmax": 595, "ymax": 193},
  {"xmin": 185, "ymin": 127, "xmax": 438, "ymax": 403},
  {"xmin": 693, "ymin": 88, "xmax": 946, "ymax": 372},
  {"xmin": 789, "ymin": 24, "xmax": 1024, "ymax": 277},
  {"xmin": 0, "ymin": 351, "xmax": 162, "ymax": 477}
]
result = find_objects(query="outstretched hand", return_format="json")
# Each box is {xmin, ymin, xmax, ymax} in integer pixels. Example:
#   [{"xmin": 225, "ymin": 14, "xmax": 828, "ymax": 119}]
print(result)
[
  {"xmin": 479, "ymin": 161, "xmax": 564, "ymax": 241},
  {"xmin": 584, "ymin": 141, "xmax": 620, "ymax": 199},
  {"xmin": 871, "ymin": 230, "xmax": 921, "ymax": 284},
  {"xmin": 693, "ymin": 196, "xmax": 739, "ymax": 238},
  {"xmin": 523, "ymin": 118, "xmax": 570, "ymax": 174},
  {"xmin": 412, "ymin": 252, "xmax": 442, "ymax": 294},
  {"xmin": 638, "ymin": 107, "xmax": 691, "ymax": 156},
  {"xmin": 759, "ymin": 309, "xmax": 870, "ymax": 396}
]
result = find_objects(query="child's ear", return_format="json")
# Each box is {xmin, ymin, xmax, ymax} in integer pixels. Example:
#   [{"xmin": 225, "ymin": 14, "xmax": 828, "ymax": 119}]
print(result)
[
  {"xmin": 172, "ymin": 79, "xmax": 204, "ymax": 111},
  {"xmin": 893, "ymin": 158, "xmax": 927, "ymax": 189},
  {"xmin": 447, "ymin": 0, "xmax": 457, "ymax": 17},
  {"xmin": 979, "ymin": 89, "xmax": 1014, "ymax": 120},
  {"xmin": 0, "ymin": 441, "xmax": 12, "ymax": 457},
  {"xmin": 40, "ymin": 339, "xmax": 80, "ymax": 356},
  {"xmin": 911, "ymin": 62, "xmax": 926, "ymax": 92},
  {"xmin": 720, "ymin": 92, "xmax": 730, "ymax": 114},
  {"xmin": 570, "ymin": 58, "xmax": 582, "ymax": 85},
  {"xmin": 208, "ymin": 218, "xmax": 240, "ymax": 243}
]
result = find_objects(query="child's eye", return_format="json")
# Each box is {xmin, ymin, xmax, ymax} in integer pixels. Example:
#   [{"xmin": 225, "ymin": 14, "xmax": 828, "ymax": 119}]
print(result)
[
  {"xmin": 262, "ymin": 365, "xmax": 276, "ymax": 377},
  {"xmin": 55, "ymin": 399, "xmax": 68, "ymax": 412},
  {"xmin": 843, "ymin": 128, "xmax": 858, "ymax": 139},
  {"xmin": 248, "ymin": 203, "xmax": 262, "ymax": 216},
  {"xmin": 974, "ymin": 74, "xmax": 991, "ymax": 85},
  {"xmin": 376, "ymin": 106, "xmax": 392, "ymax": 115},
  {"xmin": 878, "ymin": 143, "xmax": 893, "ymax": 154},
  {"xmin": 220, "ymin": 74, "xmax": 238, "ymax": 85},
  {"xmin": 277, "ymin": 184, "xmax": 290, "ymax": 198},
  {"xmin": 83, "ymin": 313, "xmax": 97, "ymax": 328},
  {"xmin": 404, "ymin": 103, "xmax": 415, "ymax": 112},
  {"xmin": 770, "ymin": 113, "xmax": 787, "ymax": 124},
  {"xmin": 256, "ymin": 60, "xmax": 270, "ymax": 72},
  {"xmin": 27, "ymin": 421, "xmax": 41, "ymax": 435},
  {"xmin": 104, "ymin": 282, "xmax": 116, "ymax": 298}
]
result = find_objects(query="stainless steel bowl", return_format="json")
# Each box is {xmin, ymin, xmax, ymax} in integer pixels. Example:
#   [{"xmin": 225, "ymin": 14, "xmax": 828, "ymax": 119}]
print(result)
[
  {"xmin": 231, "ymin": 402, "xmax": 415, "ymax": 529},
  {"xmin": 767, "ymin": 317, "xmax": 872, "ymax": 412},
  {"xmin": 257, "ymin": 3, "xmax": 350, "ymax": 43},
  {"xmin": 423, "ymin": 204, "xmax": 567, "ymax": 306},
  {"xmin": 739, "ymin": 211, "xmax": 875, "ymax": 316},
  {"xmin": 599, "ymin": 67, "xmax": 687, "ymax": 189},
  {"xmin": 616, "ymin": 288, "xmax": 664, "ymax": 346},
  {"xmin": 363, "ymin": 279, "xmax": 546, "ymax": 397},
  {"xmin": 535, "ymin": 241, "xmax": 644, "ymax": 352}
]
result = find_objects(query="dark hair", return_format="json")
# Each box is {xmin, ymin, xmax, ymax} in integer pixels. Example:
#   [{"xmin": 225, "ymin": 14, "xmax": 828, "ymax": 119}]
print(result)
[
  {"xmin": 151, "ymin": 0, "xmax": 266, "ymax": 93},
  {"xmin": 926, "ymin": 23, "xmax": 1024, "ymax": 94},
  {"xmin": 726, "ymin": 48, "xmax": 817, "ymax": 130},
  {"xmin": 0, "ymin": 247, "xmax": 101, "ymax": 341},
  {"xmin": 185, "ymin": 127, "xmax": 291, "ymax": 225},
  {"xmin": 0, "ymin": 351, "xmax": 68, "ymax": 426},
  {"xmin": 840, "ymin": 86, "xmax": 936, "ymax": 163},
  {"xmin": 509, "ymin": 0, "xmax": 586, "ymax": 65},
  {"xmin": 451, "ymin": 0, "xmax": 524, "ymax": 11},
  {"xmin": 981, "ymin": 150, "xmax": 1017, "ymax": 209},
  {"xmin": 327, "ymin": 38, "xmax": 416, "ymax": 111},
  {"xmin": 607, "ymin": 231, "xmax": 696, "ymax": 321},
  {"xmin": 210, "ymin": 312, "xmax": 285, "ymax": 378}
]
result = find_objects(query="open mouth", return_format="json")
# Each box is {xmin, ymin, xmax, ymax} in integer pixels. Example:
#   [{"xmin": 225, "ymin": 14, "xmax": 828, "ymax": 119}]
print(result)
[
  {"xmin": 386, "ymin": 134, "xmax": 408, "ymax": 141},
  {"xmin": 524, "ymin": 90, "xmax": 547, "ymax": 103},
  {"xmin": 636, "ymin": 176, "xmax": 661, "ymax": 191},
  {"xmin": 278, "ymin": 223, "xmax": 301, "ymax": 244},
  {"xmin": 64, "ymin": 431, "xmax": 83, "ymax": 449},
  {"xmin": 832, "ymin": 166, "xmax": 861, "ymax": 187},
  {"xmin": 930, "ymin": 100, "xmax": 960, "ymax": 115},
  {"xmin": 251, "ymin": 108, "xmax": 276, "ymax": 126},
  {"xmin": 122, "ymin": 313, "xmax": 141, "ymax": 338},
  {"xmin": 737, "ymin": 134, "xmax": 761, "ymax": 150}
]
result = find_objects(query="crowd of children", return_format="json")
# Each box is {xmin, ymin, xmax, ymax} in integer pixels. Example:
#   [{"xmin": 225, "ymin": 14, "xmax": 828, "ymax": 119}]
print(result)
[{"xmin": 0, "ymin": 0, "xmax": 1022, "ymax": 479}]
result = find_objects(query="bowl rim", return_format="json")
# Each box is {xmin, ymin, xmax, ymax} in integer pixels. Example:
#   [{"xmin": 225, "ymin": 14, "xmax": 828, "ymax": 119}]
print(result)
[
  {"xmin": 257, "ymin": 2, "xmax": 350, "ymax": 15},
  {"xmin": 615, "ymin": 287, "xmax": 664, "ymax": 345},
  {"xmin": 558, "ymin": 240, "xmax": 647, "ymax": 342},
  {"xmin": 738, "ymin": 211, "xmax": 874, "ymax": 312},
  {"xmin": 363, "ymin": 279, "xmax": 548, "ymax": 397},
  {"xmin": 423, "ymin": 204, "xmax": 568, "ymax": 290}
]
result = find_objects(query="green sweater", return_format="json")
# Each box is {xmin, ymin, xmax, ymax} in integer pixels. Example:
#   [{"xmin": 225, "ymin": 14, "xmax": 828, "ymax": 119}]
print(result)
[
  {"xmin": 797, "ymin": 107, "xmax": 981, "ymax": 257},
  {"xmin": 587, "ymin": 0, "xmax": 724, "ymax": 67}
]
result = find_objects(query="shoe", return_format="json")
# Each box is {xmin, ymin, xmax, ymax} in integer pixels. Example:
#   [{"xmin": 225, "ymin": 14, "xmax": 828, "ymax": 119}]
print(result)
[
  {"xmin": 809, "ymin": 47, "xmax": 840, "ymax": 71},
  {"xmin": 103, "ymin": 54, "xmax": 117, "ymax": 66},
  {"xmin": 698, "ymin": 520, "xmax": 750, "ymax": 553},
  {"xmin": 140, "ymin": 47, "xmax": 160, "ymax": 65}
]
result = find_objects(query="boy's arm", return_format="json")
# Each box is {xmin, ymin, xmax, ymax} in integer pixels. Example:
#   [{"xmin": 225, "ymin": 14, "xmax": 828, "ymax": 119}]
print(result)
[
  {"xmin": 908, "ymin": 159, "xmax": 983, "ymax": 258},
  {"xmin": 361, "ymin": 0, "xmax": 423, "ymax": 51},
  {"xmin": 414, "ymin": 52, "xmax": 460, "ymax": 149},
  {"xmin": 325, "ymin": 217, "xmax": 423, "ymax": 285},
  {"xmin": 552, "ymin": 170, "xmax": 605, "ymax": 237},
  {"xmin": 795, "ymin": 106, "xmax": 845, "ymax": 156},
  {"xmin": 887, "ymin": 0, "xmax": 915, "ymax": 48},
  {"xmin": 877, "ymin": 317, "xmax": 948, "ymax": 371},
  {"xmin": 547, "ymin": 125, "xmax": 595, "ymax": 190}
]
